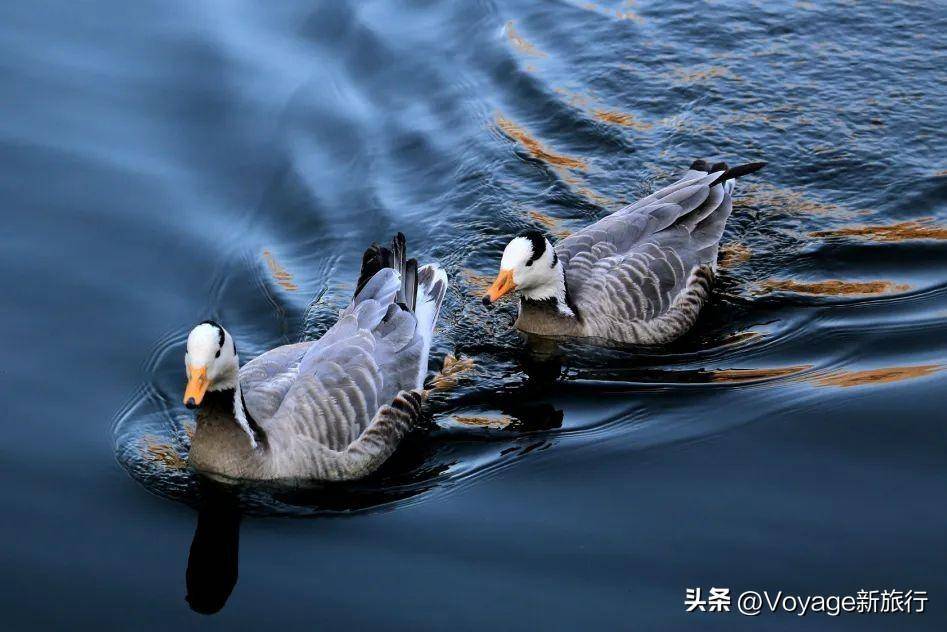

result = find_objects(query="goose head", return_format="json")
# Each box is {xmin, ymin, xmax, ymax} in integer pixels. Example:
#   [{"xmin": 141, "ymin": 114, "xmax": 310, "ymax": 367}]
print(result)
[
  {"xmin": 483, "ymin": 230, "xmax": 563, "ymax": 305},
  {"xmin": 183, "ymin": 320, "xmax": 239, "ymax": 409}
]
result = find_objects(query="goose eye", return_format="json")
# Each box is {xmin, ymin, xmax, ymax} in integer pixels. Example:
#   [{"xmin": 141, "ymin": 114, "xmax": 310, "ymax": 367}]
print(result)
[
  {"xmin": 215, "ymin": 350, "xmax": 221, "ymax": 358},
  {"xmin": 525, "ymin": 260, "xmax": 533, "ymax": 267}
]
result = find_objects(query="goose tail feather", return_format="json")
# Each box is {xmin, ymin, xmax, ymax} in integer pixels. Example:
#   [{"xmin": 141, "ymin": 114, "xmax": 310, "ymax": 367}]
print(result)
[{"xmin": 354, "ymin": 233, "xmax": 419, "ymax": 313}]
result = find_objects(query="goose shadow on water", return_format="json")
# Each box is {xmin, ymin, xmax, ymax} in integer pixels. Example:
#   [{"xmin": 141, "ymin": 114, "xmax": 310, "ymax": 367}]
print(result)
[
  {"xmin": 179, "ymin": 389, "xmax": 565, "ymax": 615},
  {"xmin": 178, "ymin": 308, "xmax": 792, "ymax": 614},
  {"xmin": 175, "ymin": 322, "xmax": 761, "ymax": 613},
  {"xmin": 185, "ymin": 483, "xmax": 240, "ymax": 615}
]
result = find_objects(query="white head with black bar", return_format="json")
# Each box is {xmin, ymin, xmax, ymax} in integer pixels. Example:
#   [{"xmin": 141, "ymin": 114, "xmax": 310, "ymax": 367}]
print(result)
[
  {"xmin": 482, "ymin": 230, "xmax": 572, "ymax": 315},
  {"xmin": 183, "ymin": 320, "xmax": 256, "ymax": 447}
]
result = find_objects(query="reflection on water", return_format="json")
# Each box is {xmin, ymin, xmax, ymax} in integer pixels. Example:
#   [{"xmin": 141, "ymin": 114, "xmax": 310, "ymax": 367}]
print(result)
[
  {"xmin": 811, "ymin": 219, "xmax": 947, "ymax": 242},
  {"xmin": 428, "ymin": 353, "xmax": 476, "ymax": 390},
  {"xmin": 711, "ymin": 365, "xmax": 812, "ymax": 384},
  {"xmin": 495, "ymin": 113, "xmax": 588, "ymax": 171},
  {"xmin": 504, "ymin": 21, "xmax": 547, "ymax": 59},
  {"xmin": 809, "ymin": 364, "xmax": 942, "ymax": 389},
  {"xmin": 3, "ymin": 0, "xmax": 942, "ymax": 624},
  {"xmin": 185, "ymin": 487, "xmax": 240, "ymax": 615},
  {"xmin": 591, "ymin": 109, "xmax": 653, "ymax": 131},
  {"xmin": 736, "ymin": 181, "xmax": 864, "ymax": 217},
  {"xmin": 143, "ymin": 437, "xmax": 188, "ymax": 470},
  {"xmin": 261, "ymin": 250, "xmax": 299, "ymax": 292},
  {"xmin": 758, "ymin": 278, "xmax": 912, "ymax": 297},
  {"xmin": 717, "ymin": 242, "xmax": 752, "ymax": 268},
  {"xmin": 136, "ymin": 389, "xmax": 570, "ymax": 615}
]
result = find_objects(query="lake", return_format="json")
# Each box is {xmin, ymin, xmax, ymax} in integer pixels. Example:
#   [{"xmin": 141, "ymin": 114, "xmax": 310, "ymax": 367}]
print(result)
[{"xmin": 2, "ymin": 0, "xmax": 945, "ymax": 629}]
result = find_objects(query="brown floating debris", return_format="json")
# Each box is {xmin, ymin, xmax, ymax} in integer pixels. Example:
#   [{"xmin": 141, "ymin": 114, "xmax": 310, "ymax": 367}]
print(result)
[
  {"xmin": 810, "ymin": 219, "xmax": 947, "ymax": 242},
  {"xmin": 574, "ymin": 186, "xmax": 613, "ymax": 208},
  {"xmin": 718, "ymin": 243, "xmax": 752, "ymax": 268},
  {"xmin": 720, "ymin": 111, "xmax": 771, "ymax": 126},
  {"xmin": 495, "ymin": 114, "xmax": 588, "ymax": 171},
  {"xmin": 615, "ymin": 8, "xmax": 645, "ymax": 23},
  {"xmin": 505, "ymin": 21, "xmax": 547, "ymax": 58},
  {"xmin": 494, "ymin": 113, "xmax": 609, "ymax": 207},
  {"xmin": 526, "ymin": 210, "xmax": 573, "ymax": 238},
  {"xmin": 758, "ymin": 279, "xmax": 910, "ymax": 296},
  {"xmin": 262, "ymin": 249, "xmax": 299, "ymax": 291},
  {"xmin": 579, "ymin": 2, "xmax": 645, "ymax": 23},
  {"xmin": 810, "ymin": 364, "xmax": 941, "ymax": 388},
  {"xmin": 430, "ymin": 354, "xmax": 476, "ymax": 390},
  {"xmin": 528, "ymin": 209, "xmax": 559, "ymax": 229},
  {"xmin": 554, "ymin": 87, "xmax": 591, "ymax": 108},
  {"xmin": 142, "ymin": 436, "xmax": 187, "ymax": 470},
  {"xmin": 711, "ymin": 365, "xmax": 811, "ymax": 383},
  {"xmin": 462, "ymin": 268, "xmax": 493, "ymax": 292},
  {"xmin": 715, "ymin": 330, "xmax": 763, "ymax": 348},
  {"xmin": 737, "ymin": 182, "xmax": 860, "ymax": 217},
  {"xmin": 670, "ymin": 65, "xmax": 735, "ymax": 84},
  {"xmin": 451, "ymin": 414, "xmax": 514, "ymax": 429},
  {"xmin": 592, "ymin": 109, "xmax": 653, "ymax": 131}
]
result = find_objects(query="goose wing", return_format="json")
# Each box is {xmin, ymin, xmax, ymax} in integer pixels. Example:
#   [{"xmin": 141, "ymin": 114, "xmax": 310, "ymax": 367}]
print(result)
[
  {"xmin": 239, "ymin": 341, "xmax": 316, "ymax": 423},
  {"xmin": 255, "ymin": 268, "xmax": 426, "ymax": 451},
  {"xmin": 557, "ymin": 169, "xmax": 733, "ymax": 324},
  {"xmin": 280, "ymin": 388, "xmax": 425, "ymax": 481}
]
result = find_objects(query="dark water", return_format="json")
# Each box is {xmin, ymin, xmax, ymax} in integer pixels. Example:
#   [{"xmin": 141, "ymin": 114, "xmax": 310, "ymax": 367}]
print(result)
[{"xmin": 3, "ymin": 0, "xmax": 946, "ymax": 628}]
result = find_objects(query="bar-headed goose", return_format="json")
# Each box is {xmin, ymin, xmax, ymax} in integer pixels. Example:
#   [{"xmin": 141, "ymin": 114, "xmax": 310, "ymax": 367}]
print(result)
[
  {"xmin": 482, "ymin": 160, "xmax": 764, "ymax": 345},
  {"xmin": 182, "ymin": 234, "xmax": 447, "ymax": 482}
]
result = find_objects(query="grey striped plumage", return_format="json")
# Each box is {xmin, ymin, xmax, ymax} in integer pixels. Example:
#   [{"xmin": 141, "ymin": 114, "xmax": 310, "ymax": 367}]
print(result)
[
  {"xmin": 189, "ymin": 260, "xmax": 447, "ymax": 482},
  {"xmin": 515, "ymin": 163, "xmax": 757, "ymax": 344}
]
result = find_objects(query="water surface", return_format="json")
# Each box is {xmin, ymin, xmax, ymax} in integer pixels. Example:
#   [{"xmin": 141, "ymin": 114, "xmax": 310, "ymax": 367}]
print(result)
[{"xmin": 2, "ymin": 0, "xmax": 946, "ymax": 628}]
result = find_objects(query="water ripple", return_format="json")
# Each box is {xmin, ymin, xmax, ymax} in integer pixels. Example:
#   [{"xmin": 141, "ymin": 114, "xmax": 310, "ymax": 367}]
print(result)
[{"xmin": 107, "ymin": 0, "xmax": 947, "ymax": 517}]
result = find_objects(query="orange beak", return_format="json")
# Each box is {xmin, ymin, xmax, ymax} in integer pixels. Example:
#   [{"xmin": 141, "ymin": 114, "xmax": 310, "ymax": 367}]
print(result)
[
  {"xmin": 483, "ymin": 269, "xmax": 516, "ymax": 304},
  {"xmin": 184, "ymin": 366, "xmax": 209, "ymax": 409}
]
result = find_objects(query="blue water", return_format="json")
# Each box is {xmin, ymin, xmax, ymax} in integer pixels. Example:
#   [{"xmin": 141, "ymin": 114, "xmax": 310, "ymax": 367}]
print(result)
[{"xmin": 2, "ymin": 0, "xmax": 946, "ymax": 628}]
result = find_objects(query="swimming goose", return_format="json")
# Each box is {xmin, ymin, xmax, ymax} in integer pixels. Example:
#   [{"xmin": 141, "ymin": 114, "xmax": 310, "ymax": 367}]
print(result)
[
  {"xmin": 482, "ymin": 160, "xmax": 765, "ymax": 345},
  {"xmin": 182, "ymin": 234, "xmax": 448, "ymax": 482}
]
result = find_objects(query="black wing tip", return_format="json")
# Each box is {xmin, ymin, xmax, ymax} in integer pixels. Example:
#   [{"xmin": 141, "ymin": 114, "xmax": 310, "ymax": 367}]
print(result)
[
  {"xmin": 392, "ymin": 232, "xmax": 406, "ymax": 259},
  {"xmin": 690, "ymin": 159, "xmax": 766, "ymax": 179},
  {"xmin": 731, "ymin": 161, "xmax": 767, "ymax": 175},
  {"xmin": 710, "ymin": 161, "xmax": 766, "ymax": 186},
  {"xmin": 354, "ymin": 233, "xmax": 421, "ymax": 311},
  {"xmin": 354, "ymin": 242, "xmax": 391, "ymax": 299},
  {"xmin": 404, "ymin": 257, "xmax": 419, "ymax": 313}
]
